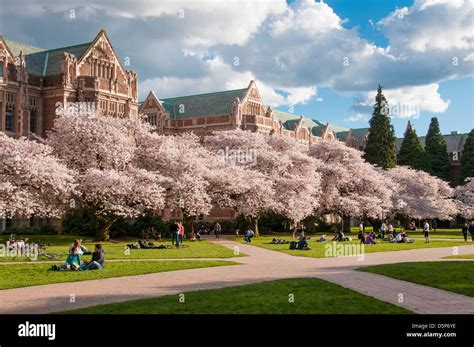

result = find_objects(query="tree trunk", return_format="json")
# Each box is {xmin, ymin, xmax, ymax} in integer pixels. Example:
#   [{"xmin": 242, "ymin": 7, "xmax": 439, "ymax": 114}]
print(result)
[
  {"xmin": 96, "ymin": 216, "xmax": 117, "ymax": 241},
  {"xmin": 247, "ymin": 216, "xmax": 260, "ymax": 237},
  {"xmin": 305, "ymin": 216, "xmax": 317, "ymax": 234},
  {"xmin": 342, "ymin": 215, "xmax": 351, "ymax": 233},
  {"xmin": 183, "ymin": 214, "xmax": 195, "ymax": 238}
]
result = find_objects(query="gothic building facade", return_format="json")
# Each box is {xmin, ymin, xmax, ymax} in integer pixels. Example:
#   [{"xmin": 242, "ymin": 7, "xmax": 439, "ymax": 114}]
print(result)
[
  {"xmin": 0, "ymin": 29, "xmax": 138, "ymax": 139},
  {"xmin": 139, "ymin": 80, "xmax": 349, "ymax": 144}
]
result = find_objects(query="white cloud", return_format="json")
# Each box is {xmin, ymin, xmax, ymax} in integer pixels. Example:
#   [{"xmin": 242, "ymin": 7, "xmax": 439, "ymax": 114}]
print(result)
[
  {"xmin": 379, "ymin": 0, "xmax": 473, "ymax": 52},
  {"xmin": 345, "ymin": 113, "xmax": 369, "ymax": 122},
  {"xmin": 354, "ymin": 83, "xmax": 450, "ymax": 119},
  {"xmin": 139, "ymin": 57, "xmax": 316, "ymax": 107}
]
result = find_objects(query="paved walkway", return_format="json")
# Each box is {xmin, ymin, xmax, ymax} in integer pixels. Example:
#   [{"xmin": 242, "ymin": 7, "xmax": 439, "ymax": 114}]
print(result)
[{"xmin": 1, "ymin": 240, "xmax": 473, "ymax": 314}]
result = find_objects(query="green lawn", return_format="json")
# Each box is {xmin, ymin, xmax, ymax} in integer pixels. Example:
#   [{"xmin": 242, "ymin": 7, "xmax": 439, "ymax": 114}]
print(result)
[
  {"xmin": 0, "ymin": 260, "xmax": 236, "ymax": 290},
  {"xmin": 65, "ymin": 278, "xmax": 411, "ymax": 314},
  {"xmin": 444, "ymin": 253, "xmax": 474, "ymax": 259},
  {"xmin": 359, "ymin": 261, "xmax": 474, "ymax": 297},
  {"xmin": 0, "ymin": 235, "xmax": 244, "ymax": 262},
  {"xmin": 234, "ymin": 236, "xmax": 467, "ymax": 259}
]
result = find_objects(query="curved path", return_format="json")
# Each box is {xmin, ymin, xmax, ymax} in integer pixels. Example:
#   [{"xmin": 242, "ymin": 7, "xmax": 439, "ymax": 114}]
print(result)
[{"xmin": 1, "ymin": 240, "xmax": 473, "ymax": 314}]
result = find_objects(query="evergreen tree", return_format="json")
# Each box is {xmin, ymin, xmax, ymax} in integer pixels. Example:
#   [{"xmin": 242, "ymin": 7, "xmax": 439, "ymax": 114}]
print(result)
[
  {"xmin": 364, "ymin": 85, "xmax": 397, "ymax": 169},
  {"xmin": 398, "ymin": 120, "xmax": 430, "ymax": 171},
  {"xmin": 425, "ymin": 117, "xmax": 451, "ymax": 182},
  {"xmin": 460, "ymin": 129, "xmax": 474, "ymax": 183}
]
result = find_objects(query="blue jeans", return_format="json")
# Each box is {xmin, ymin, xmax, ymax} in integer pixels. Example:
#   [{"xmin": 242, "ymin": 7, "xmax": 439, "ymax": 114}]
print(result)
[
  {"xmin": 80, "ymin": 261, "xmax": 103, "ymax": 270},
  {"xmin": 172, "ymin": 232, "xmax": 178, "ymax": 245}
]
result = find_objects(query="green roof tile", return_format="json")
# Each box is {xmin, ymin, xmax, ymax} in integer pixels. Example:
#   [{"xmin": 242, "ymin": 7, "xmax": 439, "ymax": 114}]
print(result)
[
  {"xmin": 396, "ymin": 132, "xmax": 469, "ymax": 153},
  {"xmin": 160, "ymin": 88, "xmax": 248, "ymax": 119},
  {"xmin": 3, "ymin": 38, "xmax": 45, "ymax": 56},
  {"xmin": 24, "ymin": 42, "xmax": 91, "ymax": 76}
]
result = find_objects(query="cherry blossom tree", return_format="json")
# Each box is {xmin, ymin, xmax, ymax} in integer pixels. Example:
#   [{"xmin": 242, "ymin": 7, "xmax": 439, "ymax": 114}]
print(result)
[
  {"xmin": 385, "ymin": 166, "xmax": 458, "ymax": 220},
  {"xmin": 0, "ymin": 133, "xmax": 76, "ymax": 220},
  {"xmin": 204, "ymin": 130, "xmax": 322, "ymax": 235},
  {"xmin": 308, "ymin": 140, "xmax": 394, "ymax": 228},
  {"xmin": 135, "ymin": 132, "xmax": 214, "ymax": 233},
  {"xmin": 454, "ymin": 178, "xmax": 474, "ymax": 219},
  {"xmin": 265, "ymin": 135, "xmax": 322, "ymax": 224},
  {"xmin": 47, "ymin": 112, "xmax": 166, "ymax": 240}
]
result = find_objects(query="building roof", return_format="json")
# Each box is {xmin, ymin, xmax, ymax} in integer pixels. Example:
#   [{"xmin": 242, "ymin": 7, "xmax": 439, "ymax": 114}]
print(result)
[
  {"xmin": 3, "ymin": 36, "xmax": 91, "ymax": 76},
  {"xmin": 160, "ymin": 88, "xmax": 248, "ymax": 119},
  {"xmin": 395, "ymin": 132, "xmax": 469, "ymax": 153},
  {"xmin": 24, "ymin": 42, "xmax": 91, "ymax": 76},
  {"xmin": 3, "ymin": 38, "xmax": 45, "ymax": 56},
  {"xmin": 337, "ymin": 128, "xmax": 369, "ymax": 144},
  {"xmin": 271, "ymin": 108, "xmax": 349, "ymax": 136}
]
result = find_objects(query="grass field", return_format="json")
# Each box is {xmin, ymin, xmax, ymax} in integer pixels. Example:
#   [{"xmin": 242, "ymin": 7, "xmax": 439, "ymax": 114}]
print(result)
[
  {"xmin": 0, "ymin": 260, "xmax": 236, "ymax": 290},
  {"xmin": 359, "ymin": 261, "xmax": 474, "ymax": 297},
  {"xmin": 234, "ymin": 236, "xmax": 467, "ymax": 259},
  {"xmin": 0, "ymin": 235, "xmax": 244, "ymax": 262},
  {"xmin": 65, "ymin": 278, "xmax": 411, "ymax": 314},
  {"xmin": 444, "ymin": 253, "xmax": 474, "ymax": 259}
]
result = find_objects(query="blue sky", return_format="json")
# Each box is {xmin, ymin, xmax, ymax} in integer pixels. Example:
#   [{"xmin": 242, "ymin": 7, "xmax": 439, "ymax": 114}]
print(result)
[
  {"xmin": 286, "ymin": 0, "xmax": 474, "ymax": 136},
  {"xmin": 1, "ymin": 0, "xmax": 472, "ymax": 137}
]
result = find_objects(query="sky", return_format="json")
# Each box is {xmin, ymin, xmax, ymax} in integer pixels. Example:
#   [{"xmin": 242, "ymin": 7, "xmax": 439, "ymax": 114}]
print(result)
[{"xmin": 0, "ymin": 0, "xmax": 473, "ymax": 137}]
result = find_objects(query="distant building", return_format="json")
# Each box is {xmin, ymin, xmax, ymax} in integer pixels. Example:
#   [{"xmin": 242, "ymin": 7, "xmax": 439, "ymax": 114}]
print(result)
[
  {"xmin": 396, "ymin": 130, "xmax": 470, "ymax": 185},
  {"xmin": 139, "ymin": 80, "xmax": 348, "ymax": 143}
]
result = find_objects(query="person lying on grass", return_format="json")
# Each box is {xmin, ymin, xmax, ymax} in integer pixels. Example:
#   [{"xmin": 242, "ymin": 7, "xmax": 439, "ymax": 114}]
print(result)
[
  {"xmin": 126, "ymin": 240, "xmax": 173, "ymax": 249},
  {"xmin": 264, "ymin": 238, "xmax": 290, "ymax": 245},
  {"xmin": 80, "ymin": 244, "xmax": 105, "ymax": 270},
  {"xmin": 51, "ymin": 246, "xmax": 81, "ymax": 271}
]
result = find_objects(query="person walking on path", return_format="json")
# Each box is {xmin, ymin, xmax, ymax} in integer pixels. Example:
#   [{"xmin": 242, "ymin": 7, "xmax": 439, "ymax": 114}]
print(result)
[
  {"xmin": 214, "ymin": 222, "xmax": 222, "ymax": 240},
  {"xmin": 462, "ymin": 222, "xmax": 469, "ymax": 242},
  {"xmin": 423, "ymin": 220, "xmax": 430, "ymax": 243},
  {"xmin": 170, "ymin": 220, "xmax": 179, "ymax": 247}
]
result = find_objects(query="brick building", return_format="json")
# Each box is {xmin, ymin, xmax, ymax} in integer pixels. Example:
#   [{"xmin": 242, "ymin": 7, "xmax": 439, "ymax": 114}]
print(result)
[
  {"xmin": 0, "ymin": 29, "xmax": 138, "ymax": 139},
  {"xmin": 139, "ymin": 80, "xmax": 349, "ymax": 143}
]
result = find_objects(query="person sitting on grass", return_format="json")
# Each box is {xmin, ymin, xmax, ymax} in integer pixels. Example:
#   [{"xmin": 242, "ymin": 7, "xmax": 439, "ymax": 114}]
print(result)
[
  {"xmin": 319, "ymin": 234, "xmax": 327, "ymax": 242},
  {"xmin": 69, "ymin": 239, "xmax": 91, "ymax": 255},
  {"xmin": 333, "ymin": 230, "xmax": 343, "ymax": 242},
  {"xmin": 190, "ymin": 230, "xmax": 202, "ymax": 241},
  {"xmin": 297, "ymin": 235, "xmax": 311, "ymax": 250},
  {"xmin": 244, "ymin": 229, "xmax": 254, "ymax": 243},
  {"xmin": 364, "ymin": 233, "xmax": 376, "ymax": 244},
  {"xmin": 80, "ymin": 244, "xmax": 105, "ymax": 270},
  {"xmin": 52, "ymin": 246, "xmax": 81, "ymax": 271}
]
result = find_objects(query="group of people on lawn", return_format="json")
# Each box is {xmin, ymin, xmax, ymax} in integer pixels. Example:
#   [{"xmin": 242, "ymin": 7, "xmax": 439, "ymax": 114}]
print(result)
[{"xmin": 51, "ymin": 239, "xmax": 105, "ymax": 271}]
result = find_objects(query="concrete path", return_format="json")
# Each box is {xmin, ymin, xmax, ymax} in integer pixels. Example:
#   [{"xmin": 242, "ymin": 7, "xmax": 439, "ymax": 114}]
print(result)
[{"xmin": 0, "ymin": 240, "xmax": 473, "ymax": 314}]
